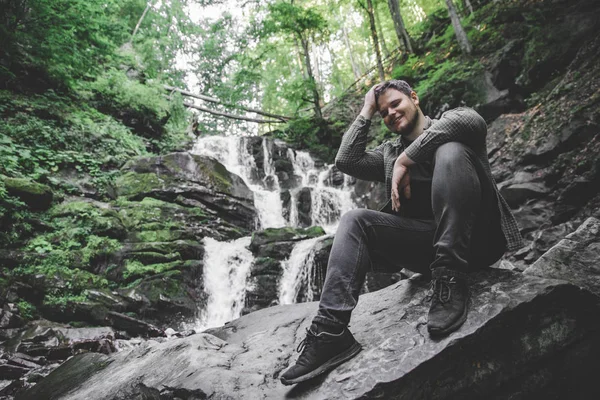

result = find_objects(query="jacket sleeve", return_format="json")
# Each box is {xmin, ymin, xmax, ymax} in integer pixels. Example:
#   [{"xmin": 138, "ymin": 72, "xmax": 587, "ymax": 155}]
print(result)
[
  {"xmin": 335, "ymin": 115, "xmax": 386, "ymax": 182},
  {"xmin": 404, "ymin": 107, "xmax": 487, "ymax": 163}
]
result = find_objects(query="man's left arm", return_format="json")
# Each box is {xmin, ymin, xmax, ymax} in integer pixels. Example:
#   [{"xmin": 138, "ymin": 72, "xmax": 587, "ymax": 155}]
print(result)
[
  {"xmin": 404, "ymin": 107, "xmax": 487, "ymax": 164},
  {"xmin": 390, "ymin": 108, "xmax": 487, "ymax": 211}
]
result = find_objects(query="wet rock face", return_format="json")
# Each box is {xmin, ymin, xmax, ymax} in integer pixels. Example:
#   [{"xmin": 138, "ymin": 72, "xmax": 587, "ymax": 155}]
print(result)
[
  {"xmin": 524, "ymin": 217, "xmax": 600, "ymax": 296},
  {"xmin": 296, "ymin": 187, "xmax": 312, "ymax": 228},
  {"xmin": 0, "ymin": 320, "xmax": 120, "ymax": 397},
  {"xmin": 245, "ymin": 226, "xmax": 327, "ymax": 312},
  {"xmin": 24, "ymin": 268, "xmax": 600, "ymax": 400}
]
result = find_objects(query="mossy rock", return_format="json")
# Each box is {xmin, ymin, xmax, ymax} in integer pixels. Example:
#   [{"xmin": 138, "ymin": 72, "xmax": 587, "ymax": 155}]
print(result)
[
  {"xmin": 122, "ymin": 260, "xmax": 185, "ymax": 281},
  {"xmin": 116, "ymin": 269, "xmax": 200, "ymax": 323},
  {"xmin": 115, "ymin": 152, "xmax": 252, "ymax": 199},
  {"xmin": 251, "ymin": 257, "xmax": 283, "ymax": 277},
  {"xmin": 50, "ymin": 200, "xmax": 127, "ymax": 239},
  {"xmin": 117, "ymin": 197, "xmax": 207, "ymax": 232},
  {"xmin": 124, "ymin": 251, "xmax": 182, "ymax": 265},
  {"xmin": 114, "ymin": 172, "xmax": 166, "ymax": 199},
  {"xmin": 131, "ymin": 229, "xmax": 192, "ymax": 243},
  {"xmin": 2, "ymin": 176, "xmax": 53, "ymax": 210},
  {"xmin": 127, "ymin": 240, "xmax": 204, "ymax": 260},
  {"xmin": 250, "ymin": 226, "xmax": 326, "ymax": 251}
]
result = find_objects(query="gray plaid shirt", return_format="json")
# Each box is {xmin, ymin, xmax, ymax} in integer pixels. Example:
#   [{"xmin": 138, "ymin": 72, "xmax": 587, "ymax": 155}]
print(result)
[{"xmin": 335, "ymin": 107, "xmax": 524, "ymax": 251}]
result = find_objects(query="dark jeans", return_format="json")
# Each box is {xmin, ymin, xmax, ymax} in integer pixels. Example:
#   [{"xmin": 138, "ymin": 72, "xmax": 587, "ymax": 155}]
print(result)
[{"xmin": 314, "ymin": 142, "xmax": 507, "ymax": 328}]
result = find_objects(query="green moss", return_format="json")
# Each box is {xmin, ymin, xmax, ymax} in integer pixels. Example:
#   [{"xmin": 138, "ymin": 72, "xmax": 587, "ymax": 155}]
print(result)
[
  {"xmin": 126, "ymin": 251, "xmax": 181, "ymax": 264},
  {"xmin": 3, "ymin": 177, "xmax": 51, "ymax": 196},
  {"xmin": 197, "ymin": 161, "xmax": 232, "ymax": 193},
  {"xmin": 123, "ymin": 260, "xmax": 183, "ymax": 280},
  {"xmin": 17, "ymin": 300, "xmax": 38, "ymax": 320},
  {"xmin": 115, "ymin": 172, "xmax": 164, "ymax": 198},
  {"xmin": 133, "ymin": 229, "xmax": 189, "ymax": 243}
]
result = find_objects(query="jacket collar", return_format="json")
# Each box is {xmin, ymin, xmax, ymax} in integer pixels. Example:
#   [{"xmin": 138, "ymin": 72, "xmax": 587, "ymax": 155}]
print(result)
[{"xmin": 392, "ymin": 115, "xmax": 432, "ymax": 148}]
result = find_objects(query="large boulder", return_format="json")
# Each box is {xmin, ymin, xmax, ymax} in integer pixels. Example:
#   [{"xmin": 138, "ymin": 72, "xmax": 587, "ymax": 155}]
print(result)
[
  {"xmin": 22, "ymin": 269, "xmax": 600, "ymax": 399},
  {"xmin": 115, "ymin": 152, "xmax": 257, "ymax": 231},
  {"xmin": 2, "ymin": 176, "xmax": 53, "ymax": 210}
]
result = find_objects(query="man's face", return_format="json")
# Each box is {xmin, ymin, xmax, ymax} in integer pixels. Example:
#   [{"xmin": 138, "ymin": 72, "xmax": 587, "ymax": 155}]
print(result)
[{"xmin": 377, "ymin": 89, "xmax": 420, "ymax": 136}]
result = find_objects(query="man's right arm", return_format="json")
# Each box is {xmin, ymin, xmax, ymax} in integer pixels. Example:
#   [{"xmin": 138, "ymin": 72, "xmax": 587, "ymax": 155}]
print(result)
[{"xmin": 334, "ymin": 86, "xmax": 386, "ymax": 182}]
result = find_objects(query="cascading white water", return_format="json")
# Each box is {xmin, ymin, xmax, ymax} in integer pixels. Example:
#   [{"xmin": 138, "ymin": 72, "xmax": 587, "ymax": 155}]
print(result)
[
  {"xmin": 191, "ymin": 135, "xmax": 357, "ymax": 330},
  {"xmin": 192, "ymin": 136, "xmax": 286, "ymax": 229},
  {"xmin": 287, "ymin": 151, "xmax": 355, "ymax": 233},
  {"xmin": 278, "ymin": 236, "xmax": 322, "ymax": 304},
  {"xmin": 195, "ymin": 236, "xmax": 254, "ymax": 331}
]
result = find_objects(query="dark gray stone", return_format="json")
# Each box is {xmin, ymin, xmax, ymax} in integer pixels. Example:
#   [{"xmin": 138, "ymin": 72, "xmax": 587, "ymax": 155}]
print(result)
[
  {"xmin": 30, "ymin": 269, "xmax": 600, "ymax": 400},
  {"xmin": 524, "ymin": 217, "xmax": 600, "ymax": 296}
]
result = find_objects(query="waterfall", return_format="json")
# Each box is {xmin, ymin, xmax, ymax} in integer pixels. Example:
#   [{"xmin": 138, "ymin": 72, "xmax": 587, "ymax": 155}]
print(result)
[
  {"xmin": 192, "ymin": 136, "xmax": 286, "ymax": 229},
  {"xmin": 195, "ymin": 236, "xmax": 254, "ymax": 331},
  {"xmin": 191, "ymin": 135, "xmax": 357, "ymax": 330},
  {"xmin": 278, "ymin": 236, "xmax": 322, "ymax": 304}
]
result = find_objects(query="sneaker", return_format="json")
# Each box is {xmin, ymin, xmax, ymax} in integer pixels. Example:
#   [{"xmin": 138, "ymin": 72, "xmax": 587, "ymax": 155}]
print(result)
[
  {"xmin": 280, "ymin": 324, "xmax": 362, "ymax": 385},
  {"xmin": 426, "ymin": 268, "xmax": 469, "ymax": 336}
]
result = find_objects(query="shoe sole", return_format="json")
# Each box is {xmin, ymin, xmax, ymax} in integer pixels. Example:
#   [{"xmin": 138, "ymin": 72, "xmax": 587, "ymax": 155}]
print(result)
[
  {"xmin": 280, "ymin": 342, "xmax": 362, "ymax": 386},
  {"xmin": 427, "ymin": 301, "xmax": 468, "ymax": 337}
]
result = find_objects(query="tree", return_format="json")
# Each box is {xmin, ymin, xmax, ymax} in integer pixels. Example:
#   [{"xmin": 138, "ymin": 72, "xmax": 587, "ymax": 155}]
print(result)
[
  {"xmin": 374, "ymin": 3, "xmax": 390, "ymax": 58},
  {"xmin": 386, "ymin": 0, "xmax": 414, "ymax": 54},
  {"xmin": 445, "ymin": 0, "xmax": 472, "ymax": 54},
  {"xmin": 263, "ymin": 2, "xmax": 329, "ymax": 120},
  {"xmin": 357, "ymin": 0, "xmax": 385, "ymax": 82}
]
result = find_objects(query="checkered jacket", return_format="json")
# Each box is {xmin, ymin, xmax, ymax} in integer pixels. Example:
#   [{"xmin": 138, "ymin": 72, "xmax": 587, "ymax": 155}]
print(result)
[{"xmin": 335, "ymin": 107, "xmax": 524, "ymax": 251}]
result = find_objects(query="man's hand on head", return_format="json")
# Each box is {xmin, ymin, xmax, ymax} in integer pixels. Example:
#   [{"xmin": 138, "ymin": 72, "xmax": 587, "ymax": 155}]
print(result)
[
  {"xmin": 391, "ymin": 152, "xmax": 416, "ymax": 212},
  {"xmin": 359, "ymin": 84, "xmax": 379, "ymax": 120}
]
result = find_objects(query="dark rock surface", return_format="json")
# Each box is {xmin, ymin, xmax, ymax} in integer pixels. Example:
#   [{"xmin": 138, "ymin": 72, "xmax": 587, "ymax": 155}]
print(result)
[
  {"xmin": 22, "ymin": 269, "xmax": 600, "ymax": 400},
  {"xmin": 245, "ymin": 227, "xmax": 327, "ymax": 311},
  {"xmin": 524, "ymin": 217, "xmax": 600, "ymax": 296}
]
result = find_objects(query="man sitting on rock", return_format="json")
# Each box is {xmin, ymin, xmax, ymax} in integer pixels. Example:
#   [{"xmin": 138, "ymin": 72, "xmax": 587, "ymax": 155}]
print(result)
[{"xmin": 280, "ymin": 80, "xmax": 523, "ymax": 385}]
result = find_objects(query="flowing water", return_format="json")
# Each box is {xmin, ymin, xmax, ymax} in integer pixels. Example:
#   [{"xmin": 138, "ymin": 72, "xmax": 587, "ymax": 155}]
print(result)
[{"xmin": 190, "ymin": 136, "xmax": 356, "ymax": 330}]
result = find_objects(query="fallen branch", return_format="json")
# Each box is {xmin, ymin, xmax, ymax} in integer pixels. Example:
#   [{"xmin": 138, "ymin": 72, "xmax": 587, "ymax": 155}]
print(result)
[
  {"xmin": 182, "ymin": 101, "xmax": 285, "ymax": 124},
  {"xmin": 165, "ymin": 85, "xmax": 292, "ymax": 122}
]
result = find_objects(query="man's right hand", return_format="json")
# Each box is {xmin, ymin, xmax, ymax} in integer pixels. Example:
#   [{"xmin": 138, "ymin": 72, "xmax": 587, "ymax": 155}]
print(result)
[{"xmin": 359, "ymin": 85, "xmax": 379, "ymax": 120}]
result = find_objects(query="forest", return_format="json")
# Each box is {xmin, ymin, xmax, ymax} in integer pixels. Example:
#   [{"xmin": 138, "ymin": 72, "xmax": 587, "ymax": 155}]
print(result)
[{"xmin": 1, "ymin": 0, "xmax": 600, "ymax": 398}]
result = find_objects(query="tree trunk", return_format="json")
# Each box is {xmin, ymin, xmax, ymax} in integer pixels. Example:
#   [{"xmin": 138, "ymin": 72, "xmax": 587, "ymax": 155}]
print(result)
[
  {"xmin": 375, "ymin": 5, "xmax": 390, "ymax": 58},
  {"xmin": 132, "ymin": 2, "xmax": 152, "ymax": 39},
  {"xmin": 182, "ymin": 101, "xmax": 285, "ymax": 124},
  {"xmin": 446, "ymin": 0, "xmax": 472, "ymax": 54},
  {"xmin": 293, "ymin": 37, "xmax": 308, "ymax": 79},
  {"xmin": 300, "ymin": 35, "xmax": 323, "ymax": 120},
  {"xmin": 464, "ymin": 0, "xmax": 474, "ymax": 15},
  {"xmin": 365, "ymin": 0, "xmax": 385, "ymax": 82},
  {"xmin": 164, "ymin": 85, "xmax": 291, "ymax": 121},
  {"xmin": 386, "ymin": 0, "xmax": 413, "ymax": 54},
  {"xmin": 342, "ymin": 24, "xmax": 362, "ymax": 80}
]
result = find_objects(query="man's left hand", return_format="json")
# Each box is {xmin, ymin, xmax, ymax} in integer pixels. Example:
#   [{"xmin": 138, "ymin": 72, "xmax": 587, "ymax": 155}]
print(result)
[{"xmin": 391, "ymin": 153, "xmax": 416, "ymax": 212}]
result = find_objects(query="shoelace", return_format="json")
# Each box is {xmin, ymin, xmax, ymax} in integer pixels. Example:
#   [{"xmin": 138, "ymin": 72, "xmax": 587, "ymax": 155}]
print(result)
[
  {"xmin": 296, "ymin": 328, "xmax": 318, "ymax": 353},
  {"xmin": 426, "ymin": 277, "xmax": 457, "ymax": 304}
]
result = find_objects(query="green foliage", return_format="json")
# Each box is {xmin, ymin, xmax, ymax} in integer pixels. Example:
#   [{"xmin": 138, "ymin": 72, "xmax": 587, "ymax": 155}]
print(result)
[
  {"xmin": 263, "ymin": 2, "xmax": 329, "ymax": 41},
  {"xmin": 272, "ymin": 116, "xmax": 337, "ymax": 162},
  {"xmin": 0, "ymin": 91, "xmax": 148, "ymax": 181},
  {"xmin": 1, "ymin": 0, "xmax": 131, "ymax": 88},
  {"xmin": 80, "ymin": 68, "xmax": 168, "ymax": 118},
  {"xmin": 16, "ymin": 300, "xmax": 38, "ymax": 321}
]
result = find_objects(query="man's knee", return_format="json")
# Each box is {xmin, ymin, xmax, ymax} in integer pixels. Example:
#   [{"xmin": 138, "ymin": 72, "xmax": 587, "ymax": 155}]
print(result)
[
  {"xmin": 434, "ymin": 142, "xmax": 472, "ymax": 168},
  {"xmin": 339, "ymin": 208, "xmax": 373, "ymax": 230}
]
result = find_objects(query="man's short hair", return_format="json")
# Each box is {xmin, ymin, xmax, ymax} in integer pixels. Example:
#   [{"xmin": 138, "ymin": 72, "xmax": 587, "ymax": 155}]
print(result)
[{"xmin": 374, "ymin": 80, "xmax": 413, "ymax": 105}]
